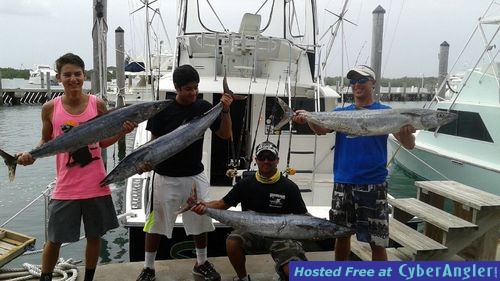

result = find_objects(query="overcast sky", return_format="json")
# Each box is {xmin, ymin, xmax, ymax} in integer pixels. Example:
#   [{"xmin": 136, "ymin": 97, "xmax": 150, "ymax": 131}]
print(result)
[{"xmin": 0, "ymin": 0, "xmax": 499, "ymax": 78}]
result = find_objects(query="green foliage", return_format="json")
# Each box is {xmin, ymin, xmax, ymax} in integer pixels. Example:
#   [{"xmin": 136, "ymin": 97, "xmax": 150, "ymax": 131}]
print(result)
[
  {"xmin": 325, "ymin": 76, "xmax": 438, "ymax": 92},
  {"xmin": 0, "ymin": 68, "xmax": 30, "ymax": 79}
]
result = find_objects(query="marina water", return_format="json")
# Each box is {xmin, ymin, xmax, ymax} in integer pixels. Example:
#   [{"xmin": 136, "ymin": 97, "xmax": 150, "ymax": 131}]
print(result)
[{"xmin": 0, "ymin": 79, "xmax": 422, "ymax": 266}]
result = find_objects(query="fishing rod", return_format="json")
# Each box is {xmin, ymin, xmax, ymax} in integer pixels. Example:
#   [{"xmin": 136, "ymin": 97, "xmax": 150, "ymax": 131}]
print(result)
[
  {"xmin": 235, "ymin": 64, "xmax": 256, "ymax": 170},
  {"xmin": 246, "ymin": 74, "xmax": 271, "ymax": 171},
  {"xmin": 284, "ymin": 69, "xmax": 294, "ymax": 177}
]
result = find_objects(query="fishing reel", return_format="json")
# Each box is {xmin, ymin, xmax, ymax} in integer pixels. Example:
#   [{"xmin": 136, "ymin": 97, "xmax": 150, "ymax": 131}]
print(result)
[
  {"xmin": 284, "ymin": 166, "xmax": 296, "ymax": 176},
  {"xmin": 225, "ymin": 158, "xmax": 241, "ymax": 178}
]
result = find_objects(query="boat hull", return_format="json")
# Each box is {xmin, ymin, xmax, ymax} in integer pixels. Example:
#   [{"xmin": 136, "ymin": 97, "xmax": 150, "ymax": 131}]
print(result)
[{"xmin": 388, "ymin": 136, "xmax": 500, "ymax": 196}]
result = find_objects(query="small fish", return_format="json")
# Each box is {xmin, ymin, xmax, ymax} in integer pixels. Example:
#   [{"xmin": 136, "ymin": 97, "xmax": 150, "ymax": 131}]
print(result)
[
  {"xmin": 275, "ymin": 98, "xmax": 457, "ymax": 136},
  {"xmin": 0, "ymin": 100, "xmax": 172, "ymax": 181},
  {"xmin": 178, "ymin": 185, "xmax": 355, "ymax": 240}
]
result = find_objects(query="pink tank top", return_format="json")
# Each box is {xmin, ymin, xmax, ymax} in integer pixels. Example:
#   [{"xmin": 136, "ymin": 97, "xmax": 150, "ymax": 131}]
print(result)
[{"xmin": 51, "ymin": 95, "xmax": 111, "ymax": 199}]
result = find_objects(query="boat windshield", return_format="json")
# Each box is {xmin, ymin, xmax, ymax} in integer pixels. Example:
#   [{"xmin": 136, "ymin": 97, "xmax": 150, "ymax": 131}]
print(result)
[{"xmin": 182, "ymin": 0, "xmax": 316, "ymax": 48}]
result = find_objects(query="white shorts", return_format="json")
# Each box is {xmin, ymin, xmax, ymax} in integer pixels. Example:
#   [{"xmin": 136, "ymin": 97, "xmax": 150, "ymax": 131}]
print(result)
[{"xmin": 143, "ymin": 172, "xmax": 215, "ymax": 238}]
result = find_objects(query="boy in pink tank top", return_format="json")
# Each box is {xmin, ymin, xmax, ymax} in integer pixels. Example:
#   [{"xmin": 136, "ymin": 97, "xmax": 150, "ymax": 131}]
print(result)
[{"xmin": 17, "ymin": 53, "xmax": 137, "ymax": 281}]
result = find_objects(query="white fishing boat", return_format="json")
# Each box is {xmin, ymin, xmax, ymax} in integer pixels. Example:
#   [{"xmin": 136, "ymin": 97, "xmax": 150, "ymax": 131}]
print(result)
[
  {"xmin": 122, "ymin": 0, "xmax": 340, "ymax": 261},
  {"xmin": 28, "ymin": 64, "xmax": 58, "ymax": 86},
  {"xmin": 106, "ymin": 0, "xmax": 174, "ymax": 106},
  {"xmin": 107, "ymin": 53, "xmax": 174, "ymax": 105},
  {"xmin": 388, "ymin": 15, "xmax": 500, "ymax": 196}
]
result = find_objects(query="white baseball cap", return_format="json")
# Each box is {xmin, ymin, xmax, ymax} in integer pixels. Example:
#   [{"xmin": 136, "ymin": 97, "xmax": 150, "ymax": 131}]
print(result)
[{"xmin": 347, "ymin": 65, "xmax": 376, "ymax": 80}]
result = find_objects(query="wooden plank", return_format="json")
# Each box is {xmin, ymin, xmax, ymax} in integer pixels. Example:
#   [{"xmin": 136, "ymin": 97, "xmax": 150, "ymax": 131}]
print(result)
[
  {"xmin": 389, "ymin": 218, "xmax": 447, "ymax": 260},
  {"xmin": 2, "ymin": 237, "xmax": 23, "ymax": 246},
  {"xmin": 389, "ymin": 198, "xmax": 478, "ymax": 232},
  {"xmin": 0, "ymin": 228, "xmax": 36, "ymax": 268},
  {"xmin": 349, "ymin": 237, "xmax": 372, "ymax": 261},
  {"xmin": 3, "ymin": 229, "xmax": 35, "ymax": 243},
  {"xmin": 0, "ymin": 241, "xmax": 15, "ymax": 250},
  {"xmin": 415, "ymin": 181, "xmax": 500, "ymax": 210},
  {"xmin": 349, "ymin": 236, "xmax": 405, "ymax": 261}
]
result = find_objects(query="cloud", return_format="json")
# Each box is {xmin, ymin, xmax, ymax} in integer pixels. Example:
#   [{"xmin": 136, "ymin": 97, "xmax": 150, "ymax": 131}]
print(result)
[{"xmin": 0, "ymin": 0, "xmax": 53, "ymax": 17}]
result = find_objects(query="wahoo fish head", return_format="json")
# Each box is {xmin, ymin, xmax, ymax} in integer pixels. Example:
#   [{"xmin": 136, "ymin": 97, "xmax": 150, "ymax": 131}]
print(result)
[{"xmin": 421, "ymin": 109, "xmax": 458, "ymax": 129}]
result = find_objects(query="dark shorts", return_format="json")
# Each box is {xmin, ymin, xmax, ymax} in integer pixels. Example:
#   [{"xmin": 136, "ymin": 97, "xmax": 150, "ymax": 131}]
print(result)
[
  {"xmin": 228, "ymin": 230, "xmax": 307, "ymax": 281},
  {"xmin": 47, "ymin": 195, "xmax": 119, "ymax": 243},
  {"xmin": 330, "ymin": 182, "xmax": 389, "ymax": 247}
]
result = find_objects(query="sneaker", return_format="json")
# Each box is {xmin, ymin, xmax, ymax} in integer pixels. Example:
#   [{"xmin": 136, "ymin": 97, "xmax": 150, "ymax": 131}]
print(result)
[
  {"xmin": 136, "ymin": 267, "xmax": 156, "ymax": 281},
  {"xmin": 192, "ymin": 261, "xmax": 221, "ymax": 281},
  {"xmin": 233, "ymin": 275, "xmax": 251, "ymax": 281}
]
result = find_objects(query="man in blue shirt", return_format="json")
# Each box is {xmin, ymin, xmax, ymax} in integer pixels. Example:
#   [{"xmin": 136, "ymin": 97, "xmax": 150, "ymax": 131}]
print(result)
[{"xmin": 293, "ymin": 65, "xmax": 415, "ymax": 261}]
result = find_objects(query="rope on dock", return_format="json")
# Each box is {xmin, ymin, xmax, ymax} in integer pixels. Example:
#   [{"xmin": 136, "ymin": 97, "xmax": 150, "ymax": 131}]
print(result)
[{"xmin": 0, "ymin": 258, "xmax": 80, "ymax": 281}]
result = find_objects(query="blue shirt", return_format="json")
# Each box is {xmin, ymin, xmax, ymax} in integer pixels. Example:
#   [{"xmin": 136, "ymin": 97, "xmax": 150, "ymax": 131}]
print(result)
[{"xmin": 333, "ymin": 102, "xmax": 391, "ymax": 184}]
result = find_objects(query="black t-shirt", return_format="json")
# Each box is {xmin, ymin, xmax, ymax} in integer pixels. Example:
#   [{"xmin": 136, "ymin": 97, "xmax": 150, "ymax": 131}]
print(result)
[
  {"xmin": 222, "ymin": 175, "xmax": 308, "ymax": 214},
  {"xmin": 146, "ymin": 99, "xmax": 221, "ymax": 176}
]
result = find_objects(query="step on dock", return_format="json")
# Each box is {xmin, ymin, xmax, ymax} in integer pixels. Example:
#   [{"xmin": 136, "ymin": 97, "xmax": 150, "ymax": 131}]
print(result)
[{"xmin": 350, "ymin": 180, "xmax": 500, "ymax": 261}]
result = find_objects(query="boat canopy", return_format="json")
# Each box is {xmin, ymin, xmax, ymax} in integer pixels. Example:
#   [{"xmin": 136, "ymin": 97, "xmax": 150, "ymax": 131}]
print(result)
[{"xmin": 180, "ymin": 0, "xmax": 317, "ymax": 52}]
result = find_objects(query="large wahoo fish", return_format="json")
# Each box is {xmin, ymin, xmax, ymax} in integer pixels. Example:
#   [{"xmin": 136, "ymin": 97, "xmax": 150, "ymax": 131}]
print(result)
[
  {"xmin": 197, "ymin": 209, "xmax": 354, "ymax": 240},
  {"xmin": 0, "ymin": 100, "xmax": 172, "ymax": 181},
  {"xmin": 100, "ymin": 102, "xmax": 224, "ymax": 186},
  {"xmin": 177, "ymin": 185, "xmax": 355, "ymax": 240},
  {"xmin": 275, "ymin": 98, "xmax": 457, "ymax": 136}
]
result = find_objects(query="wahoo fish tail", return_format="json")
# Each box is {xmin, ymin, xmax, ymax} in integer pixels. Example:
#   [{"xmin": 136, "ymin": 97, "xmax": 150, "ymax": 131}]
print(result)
[
  {"xmin": 274, "ymin": 98, "xmax": 294, "ymax": 130},
  {"xmin": 176, "ymin": 183, "xmax": 199, "ymax": 215},
  {"xmin": 0, "ymin": 148, "xmax": 17, "ymax": 181}
]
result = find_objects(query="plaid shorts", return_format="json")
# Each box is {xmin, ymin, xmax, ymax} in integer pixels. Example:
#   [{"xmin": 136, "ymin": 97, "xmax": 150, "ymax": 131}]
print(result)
[
  {"xmin": 228, "ymin": 230, "xmax": 307, "ymax": 280},
  {"xmin": 330, "ymin": 182, "xmax": 389, "ymax": 247}
]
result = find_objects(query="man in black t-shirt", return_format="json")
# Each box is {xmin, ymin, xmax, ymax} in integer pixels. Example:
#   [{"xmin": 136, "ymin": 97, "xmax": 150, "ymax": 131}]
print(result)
[
  {"xmin": 136, "ymin": 65, "xmax": 233, "ymax": 281},
  {"xmin": 191, "ymin": 141, "xmax": 308, "ymax": 281}
]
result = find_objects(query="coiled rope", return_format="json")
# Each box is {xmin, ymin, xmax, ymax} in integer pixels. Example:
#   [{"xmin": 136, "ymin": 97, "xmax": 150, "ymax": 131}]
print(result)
[{"xmin": 0, "ymin": 258, "xmax": 80, "ymax": 281}]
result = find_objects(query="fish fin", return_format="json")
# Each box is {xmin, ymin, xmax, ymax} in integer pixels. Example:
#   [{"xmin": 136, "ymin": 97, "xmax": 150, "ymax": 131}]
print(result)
[
  {"xmin": 0, "ymin": 148, "xmax": 17, "ymax": 182},
  {"xmin": 274, "ymin": 98, "xmax": 294, "ymax": 130},
  {"xmin": 175, "ymin": 183, "xmax": 198, "ymax": 215},
  {"xmin": 0, "ymin": 149, "xmax": 17, "ymax": 181}
]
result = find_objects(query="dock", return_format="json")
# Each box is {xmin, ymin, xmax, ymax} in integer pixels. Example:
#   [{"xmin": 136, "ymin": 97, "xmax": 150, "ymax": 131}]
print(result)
[
  {"xmin": 3, "ymin": 180, "xmax": 498, "ymax": 280},
  {"xmin": 72, "ymin": 251, "xmax": 334, "ymax": 281},
  {"xmin": 0, "ymin": 88, "xmax": 90, "ymax": 105},
  {"xmin": 351, "ymin": 180, "xmax": 500, "ymax": 261}
]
